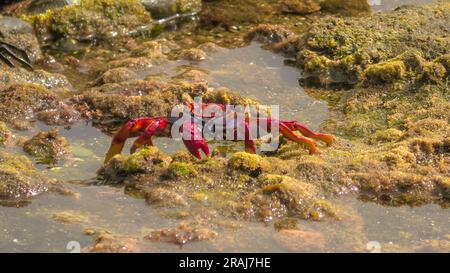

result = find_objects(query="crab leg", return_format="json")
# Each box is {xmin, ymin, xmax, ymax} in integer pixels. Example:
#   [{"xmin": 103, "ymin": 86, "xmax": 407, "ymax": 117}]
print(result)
[
  {"xmin": 232, "ymin": 115, "xmax": 256, "ymax": 154},
  {"xmin": 104, "ymin": 118, "xmax": 166, "ymax": 163},
  {"xmin": 279, "ymin": 122, "xmax": 317, "ymax": 154},
  {"xmin": 181, "ymin": 118, "xmax": 210, "ymax": 160},
  {"xmin": 129, "ymin": 120, "xmax": 162, "ymax": 154},
  {"xmin": 281, "ymin": 121, "xmax": 334, "ymax": 147}
]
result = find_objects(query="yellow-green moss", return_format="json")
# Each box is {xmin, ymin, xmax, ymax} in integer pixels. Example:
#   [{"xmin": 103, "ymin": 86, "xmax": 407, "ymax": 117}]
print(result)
[
  {"xmin": 435, "ymin": 54, "xmax": 450, "ymax": 76},
  {"xmin": 167, "ymin": 162, "xmax": 198, "ymax": 179},
  {"xmin": 123, "ymin": 146, "xmax": 171, "ymax": 173},
  {"xmin": 304, "ymin": 55, "xmax": 332, "ymax": 74},
  {"xmin": 419, "ymin": 62, "xmax": 447, "ymax": 83},
  {"xmin": 295, "ymin": 3, "xmax": 449, "ymax": 85},
  {"xmin": 52, "ymin": 210, "xmax": 90, "ymax": 224},
  {"xmin": 320, "ymin": 0, "xmax": 370, "ymax": 15},
  {"xmin": 0, "ymin": 122, "xmax": 12, "ymax": 145},
  {"xmin": 306, "ymin": 36, "xmax": 338, "ymax": 51},
  {"xmin": 364, "ymin": 61, "xmax": 406, "ymax": 84},
  {"xmin": 368, "ymin": 128, "xmax": 404, "ymax": 144},
  {"xmin": 228, "ymin": 152, "xmax": 270, "ymax": 177}
]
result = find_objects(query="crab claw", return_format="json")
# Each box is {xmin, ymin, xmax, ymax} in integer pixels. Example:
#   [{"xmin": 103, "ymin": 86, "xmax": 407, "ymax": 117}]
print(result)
[{"xmin": 182, "ymin": 119, "xmax": 210, "ymax": 160}]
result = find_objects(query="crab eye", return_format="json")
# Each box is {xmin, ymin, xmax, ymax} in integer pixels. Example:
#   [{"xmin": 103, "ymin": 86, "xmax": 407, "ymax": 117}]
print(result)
[{"xmin": 129, "ymin": 120, "xmax": 136, "ymax": 128}]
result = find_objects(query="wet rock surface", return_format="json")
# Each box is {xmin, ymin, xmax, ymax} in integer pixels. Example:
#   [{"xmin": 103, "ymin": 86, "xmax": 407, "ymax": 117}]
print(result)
[{"xmin": 0, "ymin": 150, "xmax": 48, "ymax": 202}]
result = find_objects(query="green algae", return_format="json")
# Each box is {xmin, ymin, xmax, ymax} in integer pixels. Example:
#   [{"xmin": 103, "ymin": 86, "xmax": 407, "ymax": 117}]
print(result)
[
  {"xmin": 228, "ymin": 152, "xmax": 270, "ymax": 177},
  {"xmin": 167, "ymin": 162, "xmax": 198, "ymax": 179}
]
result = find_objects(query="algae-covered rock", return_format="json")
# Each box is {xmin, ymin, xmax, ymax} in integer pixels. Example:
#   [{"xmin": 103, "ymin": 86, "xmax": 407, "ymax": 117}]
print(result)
[
  {"xmin": 295, "ymin": 3, "xmax": 449, "ymax": 85},
  {"xmin": 228, "ymin": 152, "xmax": 270, "ymax": 177},
  {"xmin": 141, "ymin": 0, "xmax": 202, "ymax": 19},
  {"xmin": 24, "ymin": 0, "xmax": 154, "ymax": 43},
  {"xmin": 364, "ymin": 60, "xmax": 406, "ymax": 84},
  {"xmin": 320, "ymin": 0, "xmax": 370, "ymax": 15},
  {"xmin": 166, "ymin": 162, "xmax": 198, "ymax": 179},
  {"xmin": 202, "ymin": 87, "xmax": 258, "ymax": 106},
  {"xmin": 98, "ymin": 67, "xmax": 138, "ymax": 84},
  {"xmin": 0, "ymin": 67, "xmax": 73, "ymax": 91},
  {"xmin": 145, "ymin": 186, "xmax": 188, "ymax": 207},
  {"xmin": 0, "ymin": 122, "xmax": 13, "ymax": 145},
  {"xmin": 263, "ymin": 176, "xmax": 338, "ymax": 220},
  {"xmin": 0, "ymin": 16, "xmax": 43, "ymax": 63},
  {"xmin": 23, "ymin": 128, "xmax": 71, "ymax": 165},
  {"xmin": 281, "ymin": 0, "xmax": 322, "ymax": 15},
  {"xmin": 101, "ymin": 146, "xmax": 171, "ymax": 183},
  {"xmin": 52, "ymin": 210, "xmax": 91, "ymax": 224},
  {"xmin": 247, "ymin": 24, "xmax": 297, "ymax": 46},
  {"xmin": 355, "ymin": 170, "xmax": 441, "ymax": 206},
  {"xmin": 73, "ymin": 79, "xmax": 206, "ymax": 122},
  {"xmin": 0, "ymin": 150, "xmax": 48, "ymax": 201},
  {"xmin": 180, "ymin": 48, "xmax": 207, "ymax": 61},
  {"xmin": 0, "ymin": 83, "xmax": 79, "ymax": 126}
]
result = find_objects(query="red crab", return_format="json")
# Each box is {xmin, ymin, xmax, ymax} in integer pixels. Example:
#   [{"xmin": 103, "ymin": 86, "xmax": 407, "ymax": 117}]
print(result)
[{"xmin": 104, "ymin": 103, "xmax": 334, "ymax": 163}]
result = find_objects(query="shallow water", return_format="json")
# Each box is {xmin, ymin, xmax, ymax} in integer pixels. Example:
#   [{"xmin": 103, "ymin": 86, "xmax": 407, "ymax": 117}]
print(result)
[
  {"xmin": 1, "ymin": 181, "xmax": 448, "ymax": 252},
  {"xmin": 0, "ymin": 22, "xmax": 448, "ymax": 252},
  {"xmin": 199, "ymin": 43, "xmax": 328, "ymax": 125}
]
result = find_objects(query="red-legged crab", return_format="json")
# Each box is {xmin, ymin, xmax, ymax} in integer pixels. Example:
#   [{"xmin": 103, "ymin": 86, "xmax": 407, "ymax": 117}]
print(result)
[{"xmin": 104, "ymin": 102, "xmax": 334, "ymax": 163}]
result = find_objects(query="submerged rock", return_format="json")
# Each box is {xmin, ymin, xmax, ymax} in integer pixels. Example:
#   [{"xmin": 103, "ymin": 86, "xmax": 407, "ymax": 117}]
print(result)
[
  {"xmin": 23, "ymin": 128, "xmax": 71, "ymax": 165},
  {"xmin": 245, "ymin": 175, "xmax": 340, "ymax": 221},
  {"xmin": 274, "ymin": 229, "xmax": 326, "ymax": 252},
  {"xmin": 84, "ymin": 230, "xmax": 140, "ymax": 253},
  {"xmin": 144, "ymin": 222, "xmax": 218, "ymax": 245},
  {"xmin": 52, "ymin": 210, "xmax": 91, "ymax": 224}
]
